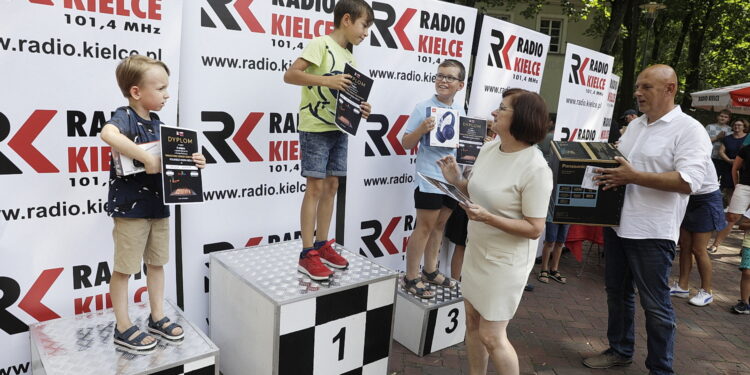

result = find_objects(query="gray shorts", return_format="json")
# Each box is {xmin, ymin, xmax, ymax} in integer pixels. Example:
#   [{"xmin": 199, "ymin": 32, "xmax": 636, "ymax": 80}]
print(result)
[{"xmin": 299, "ymin": 130, "xmax": 347, "ymax": 178}]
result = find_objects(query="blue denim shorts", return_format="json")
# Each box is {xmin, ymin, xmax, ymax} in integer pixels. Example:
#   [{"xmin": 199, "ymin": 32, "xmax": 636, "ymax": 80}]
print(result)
[
  {"xmin": 299, "ymin": 130, "xmax": 347, "ymax": 178},
  {"xmin": 681, "ymin": 190, "xmax": 727, "ymax": 233},
  {"xmin": 544, "ymin": 222, "xmax": 570, "ymax": 243},
  {"xmin": 741, "ymin": 247, "xmax": 750, "ymax": 270}
]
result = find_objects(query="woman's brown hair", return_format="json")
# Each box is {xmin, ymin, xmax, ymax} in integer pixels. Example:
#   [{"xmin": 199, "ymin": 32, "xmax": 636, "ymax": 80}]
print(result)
[{"xmin": 502, "ymin": 88, "xmax": 549, "ymax": 145}]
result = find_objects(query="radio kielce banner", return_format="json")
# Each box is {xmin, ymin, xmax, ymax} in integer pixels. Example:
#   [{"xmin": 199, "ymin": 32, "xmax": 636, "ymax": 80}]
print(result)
[
  {"xmin": 600, "ymin": 74, "xmax": 620, "ymax": 141},
  {"xmin": 342, "ymin": 0, "xmax": 476, "ymax": 271},
  {"xmin": 178, "ymin": 1, "xmax": 329, "ymax": 332},
  {"xmin": 467, "ymin": 16, "xmax": 550, "ymax": 118},
  {"xmin": 0, "ymin": 1, "xmax": 182, "ymax": 372},
  {"xmin": 553, "ymin": 43, "xmax": 614, "ymax": 142}
]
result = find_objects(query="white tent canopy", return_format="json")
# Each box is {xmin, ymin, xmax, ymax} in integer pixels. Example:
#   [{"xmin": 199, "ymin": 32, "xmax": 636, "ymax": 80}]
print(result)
[{"xmin": 691, "ymin": 82, "xmax": 750, "ymax": 115}]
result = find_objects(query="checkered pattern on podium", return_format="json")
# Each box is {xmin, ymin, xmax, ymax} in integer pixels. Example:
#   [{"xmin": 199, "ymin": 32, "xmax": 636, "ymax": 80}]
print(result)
[
  {"xmin": 278, "ymin": 281, "xmax": 394, "ymax": 375},
  {"xmin": 394, "ymin": 276, "xmax": 466, "ymax": 356},
  {"xmin": 210, "ymin": 240, "xmax": 398, "ymax": 375}
]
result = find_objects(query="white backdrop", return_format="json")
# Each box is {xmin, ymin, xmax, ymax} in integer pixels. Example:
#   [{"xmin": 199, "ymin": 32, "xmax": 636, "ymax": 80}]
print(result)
[
  {"xmin": 342, "ymin": 0, "xmax": 477, "ymax": 271},
  {"xmin": 600, "ymin": 74, "xmax": 620, "ymax": 141},
  {"xmin": 553, "ymin": 43, "xmax": 615, "ymax": 142},
  {"xmin": 177, "ymin": 0, "xmax": 334, "ymax": 333},
  {"xmin": 467, "ymin": 16, "xmax": 550, "ymax": 117},
  {"xmin": 0, "ymin": 0, "xmax": 182, "ymax": 372}
]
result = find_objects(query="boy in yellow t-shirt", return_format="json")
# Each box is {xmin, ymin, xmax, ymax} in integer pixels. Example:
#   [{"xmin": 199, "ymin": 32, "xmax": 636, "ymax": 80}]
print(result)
[{"xmin": 283, "ymin": 0, "xmax": 373, "ymax": 280}]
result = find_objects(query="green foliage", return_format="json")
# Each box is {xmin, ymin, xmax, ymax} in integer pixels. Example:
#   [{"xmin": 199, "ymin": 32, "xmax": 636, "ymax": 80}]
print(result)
[
  {"xmin": 452, "ymin": 0, "xmax": 750, "ymax": 102},
  {"xmin": 589, "ymin": 0, "xmax": 750, "ymax": 98},
  {"xmin": 472, "ymin": 0, "xmax": 595, "ymax": 20},
  {"xmin": 698, "ymin": 0, "xmax": 750, "ymax": 89}
]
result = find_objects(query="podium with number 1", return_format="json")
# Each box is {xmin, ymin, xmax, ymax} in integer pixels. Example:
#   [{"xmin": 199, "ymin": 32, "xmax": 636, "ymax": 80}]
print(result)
[{"xmin": 209, "ymin": 240, "xmax": 398, "ymax": 375}]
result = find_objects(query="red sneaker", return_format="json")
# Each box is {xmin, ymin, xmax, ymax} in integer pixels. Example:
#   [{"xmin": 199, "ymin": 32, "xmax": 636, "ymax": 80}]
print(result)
[
  {"xmin": 317, "ymin": 239, "xmax": 349, "ymax": 269},
  {"xmin": 298, "ymin": 250, "xmax": 333, "ymax": 280}
]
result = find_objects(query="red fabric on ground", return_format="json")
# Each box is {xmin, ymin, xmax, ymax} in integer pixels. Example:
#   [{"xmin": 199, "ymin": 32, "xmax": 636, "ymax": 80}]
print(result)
[{"xmin": 565, "ymin": 224, "xmax": 604, "ymax": 262}]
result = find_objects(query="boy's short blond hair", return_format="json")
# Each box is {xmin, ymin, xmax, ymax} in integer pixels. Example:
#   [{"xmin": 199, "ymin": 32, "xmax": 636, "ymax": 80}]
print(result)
[{"xmin": 115, "ymin": 55, "xmax": 170, "ymax": 98}]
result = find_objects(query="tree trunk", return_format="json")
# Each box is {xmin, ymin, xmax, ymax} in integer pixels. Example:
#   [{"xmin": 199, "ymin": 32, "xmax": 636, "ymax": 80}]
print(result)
[
  {"xmin": 600, "ymin": 0, "xmax": 629, "ymax": 55},
  {"xmin": 681, "ymin": 0, "xmax": 715, "ymax": 109},
  {"xmin": 614, "ymin": 0, "xmax": 640, "ymax": 117},
  {"xmin": 669, "ymin": 5, "xmax": 694, "ymax": 69},
  {"xmin": 649, "ymin": 16, "xmax": 667, "ymax": 62}
]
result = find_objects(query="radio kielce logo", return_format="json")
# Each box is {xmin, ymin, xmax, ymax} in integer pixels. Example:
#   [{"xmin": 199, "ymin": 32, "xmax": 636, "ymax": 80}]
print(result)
[
  {"xmin": 486, "ymin": 29, "xmax": 544, "ymax": 78},
  {"xmin": 200, "ymin": 1, "xmax": 467, "ymax": 58},
  {"xmin": 0, "ymin": 110, "xmax": 116, "ymax": 175},
  {"xmin": 0, "ymin": 262, "xmax": 149, "ymax": 335},
  {"xmin": 28, "ymin": 0, "xmax": 163, "ymax": 20},
  {"xmin": 567, "ymin": 53, "xmax": 609, "ymax": 90},
  {"xmin": 360, "ymin": 215, "xmax": 414, "ymax": 258}
]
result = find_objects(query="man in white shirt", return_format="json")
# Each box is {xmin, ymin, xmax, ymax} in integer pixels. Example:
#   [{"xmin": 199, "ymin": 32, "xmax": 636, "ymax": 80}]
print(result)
[{"xmin": 582, "ymin": 65, "xmax": 711, "ymax": 375}]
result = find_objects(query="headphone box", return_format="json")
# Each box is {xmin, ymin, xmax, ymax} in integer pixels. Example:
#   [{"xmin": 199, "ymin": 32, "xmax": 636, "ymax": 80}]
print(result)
[
  {"xmin": 428, "ymin": 107, "xmax": 459, "ymax": 148},
  {"xmin": 549, "ymin": 141, "xmax": 625, "ymax": 226}
]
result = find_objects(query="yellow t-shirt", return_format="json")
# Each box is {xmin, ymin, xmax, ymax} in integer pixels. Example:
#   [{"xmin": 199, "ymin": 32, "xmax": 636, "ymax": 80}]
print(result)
[{"xmin": 298, "ymin": 35, "xmax": 355, "ymax": 132}]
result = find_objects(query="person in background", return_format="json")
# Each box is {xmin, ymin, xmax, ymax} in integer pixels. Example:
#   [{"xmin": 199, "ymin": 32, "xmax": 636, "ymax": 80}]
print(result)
[
  {"xmin": 538, "ymin": 217, "xmax": 569, "ymax": 284},
  {"xmin": 610, "ymin": 109, "xmax": 638, "ymax": 143},
  {"xmin": 669, "ymin": 158, "xmax": 724, "ymax": 307},
  {"xmin": 536, "ymin": 115, "xmax": 556, "ymax": 159},
  {"xmin": 733, "ymin": 209, "xmax": 750, "ymax": 314},
  {"xmin": 445, "ymin": 166, "xmax": 471, "ymax": 281},
  {"xmin": 446, "ymin": 128, "xmax": 497, "ymax": 280},
  {"xmin": 717, "ymin": 118, "xmax": 747, "ymax": 194},
  {"xmin": 708, "ymin": 118, "xmax": 750, "ymax": 253},
  {"xmin": 705, "ymin": 109, "xmax": 733, "ymax": 192},
  {"xmin": 537, "ymin": 116, "xmax": 569, "ymax": 285}
]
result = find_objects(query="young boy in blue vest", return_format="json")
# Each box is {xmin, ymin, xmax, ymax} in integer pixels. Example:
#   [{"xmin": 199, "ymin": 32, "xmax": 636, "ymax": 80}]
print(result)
[
  {"xmin": 283, "ymin": 0, "xmax": 374, "ymax": 280},
  {"xmin": 100, "ymin": 55, "xmax": 206, "ymax": 352}
]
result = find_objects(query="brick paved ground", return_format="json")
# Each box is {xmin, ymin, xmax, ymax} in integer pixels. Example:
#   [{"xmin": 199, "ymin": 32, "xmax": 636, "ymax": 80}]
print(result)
[{"xmin": 387, "ymin": 229, "xmax": 750, "ymax": 375}]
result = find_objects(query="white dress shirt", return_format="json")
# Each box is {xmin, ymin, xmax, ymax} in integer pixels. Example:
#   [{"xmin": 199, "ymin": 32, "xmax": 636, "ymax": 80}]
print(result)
[
  {"xmin": 694, "ymin": 158, "xmax": 720, "ymax": 195},
  {"xmin": 614, "ymin": 106, "xmax": 712, "ymax": 243}
]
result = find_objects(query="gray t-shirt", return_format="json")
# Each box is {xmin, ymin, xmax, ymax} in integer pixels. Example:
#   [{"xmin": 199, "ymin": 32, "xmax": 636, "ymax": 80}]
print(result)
[
  {"xmin": 537, "ymin": 131, "xmax": 554, "ymax": 161},
  {"xmin": 706, "ymin": 123, "xmax": 731, "ymax": 159}
]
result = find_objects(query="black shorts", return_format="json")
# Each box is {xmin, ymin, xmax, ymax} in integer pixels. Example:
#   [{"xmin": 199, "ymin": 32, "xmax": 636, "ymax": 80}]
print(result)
[
  {"xmin": 414, "ymin": 187, "xmax": 457, "ymax": 210},
  {"xmin": 445, "ymin": 205, "xmax": 468, "ymax": 246}
]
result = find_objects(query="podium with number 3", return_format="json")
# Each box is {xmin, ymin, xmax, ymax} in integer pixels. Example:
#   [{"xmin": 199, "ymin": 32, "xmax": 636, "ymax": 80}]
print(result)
[{"xmin": 393, "ymin": 281, "xmax": 466, "ymax": 356}]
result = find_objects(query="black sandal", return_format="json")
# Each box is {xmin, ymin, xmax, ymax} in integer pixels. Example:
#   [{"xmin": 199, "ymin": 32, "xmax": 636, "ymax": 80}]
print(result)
[
  {"xmin": 148, "ymin": 316, "xmax": 184, "ymax": 341},
  {"xmin": 549, "ymin": 270, "xmax": 567, "ymax": 284},
  {"xmin": 537, "ymin": 270, "xmax": 550, "ymax": 283},
  {"xmin": 113, "ymin": 325, "xmax": 157, "ymax": 353},
  {"xmin": 402, "ymin": 275, "xmax": 434, "ymax": 299},
  {"xmin": 421, "ymin": 269, "xmax": 457, "ymax": 288}
]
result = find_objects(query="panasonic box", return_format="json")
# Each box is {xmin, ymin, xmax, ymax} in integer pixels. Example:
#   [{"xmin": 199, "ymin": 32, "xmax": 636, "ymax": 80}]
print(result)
[{"xmin": 549, "ymin": 141, "xmax": 625, "ymax": 226}]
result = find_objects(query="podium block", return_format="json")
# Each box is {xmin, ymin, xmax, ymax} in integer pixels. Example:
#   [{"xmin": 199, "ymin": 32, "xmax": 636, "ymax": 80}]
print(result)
[
  {"xmin": 209, "ymin": 240, "xmax": 398, "ymax": 375},
  {"xmin": 29, "ymin": 300, "xmax": 218, "ymax": 375},
  {"xmin": 394, "ymin": 278, "xmax": 466, "ymax": 356}
]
